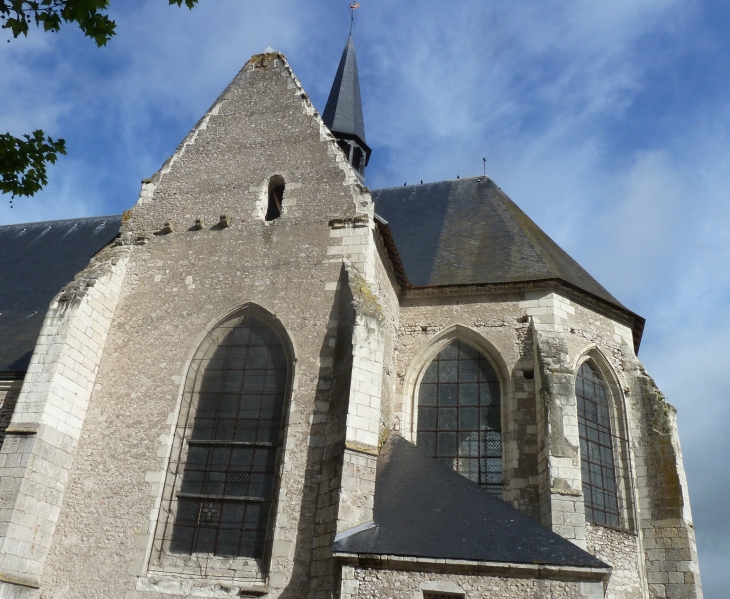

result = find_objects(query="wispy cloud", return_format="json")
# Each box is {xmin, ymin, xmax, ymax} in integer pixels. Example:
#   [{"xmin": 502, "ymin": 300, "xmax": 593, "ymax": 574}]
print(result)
[{"xmin": 1, "ymin": 1, "xmax": 728, "ymax": 594}]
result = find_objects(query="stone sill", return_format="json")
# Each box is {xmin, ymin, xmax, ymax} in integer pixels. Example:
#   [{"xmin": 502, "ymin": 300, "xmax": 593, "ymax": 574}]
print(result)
[{"xmin": 137, "ymin": 575, "xmax": 268, "ymax": 598}]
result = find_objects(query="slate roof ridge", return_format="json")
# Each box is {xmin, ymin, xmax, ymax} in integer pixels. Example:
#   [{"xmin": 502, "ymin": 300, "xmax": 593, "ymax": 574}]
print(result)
[
  {"xmin": 371, "ymin": 175, "xmax": 486, "ymax": 193},
  {"xmin": 0, "ymin": 214, "xmax": 122, "ymax": 230},
  {"xmin": 372, "ymin": 177, "xmax": 645, "ymax": 349},
  {"xmin": 333, "ymin": 434, "xmax": 610, "ymax": 569}
]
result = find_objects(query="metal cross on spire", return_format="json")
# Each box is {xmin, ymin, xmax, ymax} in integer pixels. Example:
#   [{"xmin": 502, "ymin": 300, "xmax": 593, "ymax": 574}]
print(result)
[{"xmin": 349, "ymin": 2, "xmax": 360, "ymax": 33}]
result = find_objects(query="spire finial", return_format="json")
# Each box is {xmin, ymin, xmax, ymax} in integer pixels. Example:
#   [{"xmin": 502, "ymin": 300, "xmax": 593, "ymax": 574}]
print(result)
[{"xmin": 349, "ymin": 2, "xmax": 360, "ymax": 33}]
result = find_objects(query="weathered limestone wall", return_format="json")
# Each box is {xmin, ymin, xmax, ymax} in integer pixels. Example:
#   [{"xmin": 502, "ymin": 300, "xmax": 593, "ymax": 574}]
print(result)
[
  {"xmin": 586, "ymin": 523, "xmax": 644, "ymax": 599},
  {"xmin": 623, "ymin": 351, "xmax": 702, "ymax": 599},
  {"xmin": 0, "ymin": 240, "xmax": 130, "ymax": 594},
  {"xmin": 309, "ymin": 235, "xmax": 400, "ymax": 599},
  {"xmin": 340, "ymin": 565, "xmax": 603, "ymax": 599},
  {"xmin": 390, "ymin": 284, "xmax": 698, "ymax": 597},
  {"xmin": 31, "ymin": 52, "xmax": 374, "ymax": 599},
  {"xmin": 533, "ymin": 319, "xmax": 587, "ymax": 549}
]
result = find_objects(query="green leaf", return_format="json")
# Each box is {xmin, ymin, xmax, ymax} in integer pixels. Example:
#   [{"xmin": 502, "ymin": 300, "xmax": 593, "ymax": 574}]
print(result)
[
  {"xmin": 1, "ymin": 0, "xmax": 115, "ymax": 45},
  {"xmin": 0, "ymin": 130, "xmax": 67, "ymax": 198},
  {"xmin": 0, "ymin": 0, "xmax": 200, "ymax": 197},
  {"xmin": 169, "ymin": 0, "xmax": 199, "ymax": 8}
]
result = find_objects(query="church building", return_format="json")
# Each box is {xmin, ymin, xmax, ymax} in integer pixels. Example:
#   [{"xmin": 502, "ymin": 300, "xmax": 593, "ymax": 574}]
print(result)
[{"xmin": 0, "ymin": 36, "xmax": 703, "ymax": 599}]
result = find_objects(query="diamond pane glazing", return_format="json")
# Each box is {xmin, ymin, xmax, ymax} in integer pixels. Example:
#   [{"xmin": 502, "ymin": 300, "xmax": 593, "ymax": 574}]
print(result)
[
  {"xmin": 576, "ymin": 362, "xmax": 620, "ymax": 527},
  {"xmin": 169, "ymin": 311, "xmax": 288, "ymax": 559},
  {"xmin": 417, "ymin": 340, "xmax": 502, "ymax": 495}
]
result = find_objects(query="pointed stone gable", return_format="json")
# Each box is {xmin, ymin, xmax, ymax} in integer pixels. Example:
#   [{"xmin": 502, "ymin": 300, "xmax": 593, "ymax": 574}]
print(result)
[{"xmin": 122, "ymin": 52, "xmax": 369, "ymax": 236}]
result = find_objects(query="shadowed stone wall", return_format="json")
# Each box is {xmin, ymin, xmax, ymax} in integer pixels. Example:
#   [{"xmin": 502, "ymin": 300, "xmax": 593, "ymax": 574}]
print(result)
[{"xmin": 29, "ymin": 51, "xmax": 374, "ymax": 599}]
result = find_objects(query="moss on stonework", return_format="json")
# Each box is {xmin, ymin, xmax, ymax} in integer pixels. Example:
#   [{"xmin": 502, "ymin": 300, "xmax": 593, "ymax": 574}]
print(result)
[
  {"xmin": 246, "ymin": 52, "xmax": 285, "ymax": 70},
  {"xmin": 636, "ymin": 375, "xmax": 684, "ymax": 519},
  {"xmin": 345, "ymin": 266, "xmax": 384, "ymax": 322}
]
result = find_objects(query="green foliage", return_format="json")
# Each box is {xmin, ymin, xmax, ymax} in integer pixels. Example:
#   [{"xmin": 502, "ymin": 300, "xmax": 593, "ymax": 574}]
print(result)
[
  {"xmin": 1, "ymin": 1, "xmax": 115, "ymax": 46},
  {"xmin": 0, "ymin": 131, "xmax": 67, "ymax": 198},
  {"xmin": 168, "ymin": 0, "xmax": 198, "ymax": 8},
  {"xmin": 1, "ymin": 0, "xmax": 198, "ymax": 46},
  {"xmin": 0, "ymin": 1, "xmax": 199, "ymax": 201}
]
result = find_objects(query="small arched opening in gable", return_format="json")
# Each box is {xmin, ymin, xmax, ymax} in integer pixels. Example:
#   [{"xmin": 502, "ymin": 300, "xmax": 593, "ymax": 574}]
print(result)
[{"xmin": 265, "ymin": 175, "xmax": 285, "ymax": 222}]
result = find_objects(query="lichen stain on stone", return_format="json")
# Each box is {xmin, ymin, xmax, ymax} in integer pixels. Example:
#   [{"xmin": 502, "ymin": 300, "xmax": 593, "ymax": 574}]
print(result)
[
  {"xmin": 638, "ymin": 376, "xmax": 684, "ymax": 518},
  {"xmin": 247, "ymin": 52, "xmax": 284, "ymax": 70},
  {"xmin": 534, "ymin": 328, "xmax": 579, "ymax": 462},
  {"xmin": 346, "ymin": 267, "xmax": 384, "ymax": 322},
  {"xmin": 546, "ymin": 404, "xmax": 579, "ymax": 461}
]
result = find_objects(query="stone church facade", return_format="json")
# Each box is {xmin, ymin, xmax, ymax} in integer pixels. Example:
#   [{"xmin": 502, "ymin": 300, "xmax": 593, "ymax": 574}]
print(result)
[{"xmin": 0, "ymin": 38, "xmax": 702, "ymax": 599}]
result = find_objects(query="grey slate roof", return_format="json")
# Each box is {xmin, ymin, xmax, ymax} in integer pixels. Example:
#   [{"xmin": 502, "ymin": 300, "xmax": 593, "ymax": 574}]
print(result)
[
  {"xmin": 322, "ymin": 34, "xmax": 367, "ymax": 147},
  {"xmin": 0, "ymin": 176, "xmax": 644, "ymax": 373},
  {"xmin": 373, "ymin": 177, "xmax": 625, "ymax": 308},
  {"xmin": 334, "ymin": 435, "xmax": 609, "ymax": 569},
  {"xmin": 0, "ymin": 215, "xmax": 121, "ymax": 373}
]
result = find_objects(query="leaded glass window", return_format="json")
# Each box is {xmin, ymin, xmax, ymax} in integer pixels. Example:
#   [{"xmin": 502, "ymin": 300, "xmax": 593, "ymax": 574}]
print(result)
[
  {"xmin": 166, "ymin": 310, "xmax": 289, "ymax": 559},
  {"xmin": 577, "ymin": 362, "xmax": 620, "ymax": 527},
  {"xmin": 417, "ymin": 340, "xmax": 502, "ymax": 495}
]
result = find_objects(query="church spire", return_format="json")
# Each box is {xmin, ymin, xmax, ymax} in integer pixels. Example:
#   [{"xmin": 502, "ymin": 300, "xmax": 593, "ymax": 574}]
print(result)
[{"xmin": 323, "ymin": 34, "xmax": 371, "ymax": 179}]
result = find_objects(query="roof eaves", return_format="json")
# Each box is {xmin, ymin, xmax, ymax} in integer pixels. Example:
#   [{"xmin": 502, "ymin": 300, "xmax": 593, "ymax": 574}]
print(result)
[{"xmin": 374, "ymin": 215, "xmax": 411, "ymax": 290}]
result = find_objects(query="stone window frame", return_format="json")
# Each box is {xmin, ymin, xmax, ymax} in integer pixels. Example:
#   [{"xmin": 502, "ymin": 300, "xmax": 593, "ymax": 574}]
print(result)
[
  {"xmin": 574, "ymin": 347, "xmax": 636, "ymax": 533},
  {"xmin": 255, "ymin": 174, "xmax": 288, "ymax": 222},
  {"xmin": 147, "ymin": 303, "xmax": 296, "ymax": 583},
  {"xmin": 399, "ymin": 324, "xmax": 512, "ymax": 498},
  {"xmin": 419, "ymin": 581, "xmax": 466, "ymax": 599}
]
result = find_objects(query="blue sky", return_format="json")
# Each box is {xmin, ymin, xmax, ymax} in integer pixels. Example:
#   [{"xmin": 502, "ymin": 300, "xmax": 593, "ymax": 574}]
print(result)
[{"xmin": 2, "ymin": 1, "xmax": 729, "ymax": 595}]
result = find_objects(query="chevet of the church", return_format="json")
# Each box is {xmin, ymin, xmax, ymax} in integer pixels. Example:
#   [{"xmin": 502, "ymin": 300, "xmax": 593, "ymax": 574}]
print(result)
[{"xmin": 0, "ymin": 33, "xmax": 702, "ymax": 599}]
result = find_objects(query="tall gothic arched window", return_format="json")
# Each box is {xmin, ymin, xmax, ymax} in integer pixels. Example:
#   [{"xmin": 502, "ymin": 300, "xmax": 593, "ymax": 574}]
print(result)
[
  {"xmin": 576, "ymin": 361, "xmax": 620, "ymax": 527},
  {"xmin": 416, "ymin": 340, "xmax": 502, "ymax": 495},
  {"xmin": 154, "ymin": 307, "xmax": 291, "ymax": 566}
]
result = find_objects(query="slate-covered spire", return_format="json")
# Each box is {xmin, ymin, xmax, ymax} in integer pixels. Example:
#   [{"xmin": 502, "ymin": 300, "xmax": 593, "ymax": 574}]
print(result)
[{"xmin": 323, "ymin": 34, "xmax": 371, "ymax": 178}]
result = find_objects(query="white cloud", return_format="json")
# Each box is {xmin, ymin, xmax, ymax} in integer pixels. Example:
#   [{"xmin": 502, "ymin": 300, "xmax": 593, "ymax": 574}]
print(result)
[{"xmin": 1, "ymin": 1, "xmax": 728, "ymax": 594}]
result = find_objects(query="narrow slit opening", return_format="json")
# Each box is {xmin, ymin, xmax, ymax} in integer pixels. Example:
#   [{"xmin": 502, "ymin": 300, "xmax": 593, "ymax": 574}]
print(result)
[{"xmin": 266, "ymin": 176, "xmax": 285, "ymax": 221}]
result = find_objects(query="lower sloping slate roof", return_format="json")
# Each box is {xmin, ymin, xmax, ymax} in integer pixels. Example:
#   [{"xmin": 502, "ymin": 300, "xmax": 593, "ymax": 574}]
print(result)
[
  {"xmin": 373, "ymin": 177, "xmax": 624, "ymax": 311},
  {"xmin": 334, "ymin": 435, "xmax": 608, "ymax": 568},
  {"xmin": 0, "ymin": 216, "xmax": 121, "ymax": 372}
]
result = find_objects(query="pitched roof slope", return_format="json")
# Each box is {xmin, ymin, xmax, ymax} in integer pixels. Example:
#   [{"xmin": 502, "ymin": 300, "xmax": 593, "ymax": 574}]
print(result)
[
  {"xmin": 334, "ymin": 435, "xmax": 609, "ymax": 568},
  {"xmin": 373, "ymin": 177, "xmax": 624, "ymax": 310},
  {"xmin": 0, "ymin": 216, "xmax": 121, "ymax": 372},
  {"xmin": 322, "ymin": 34, "xmax": 367, "ymax": 146}
]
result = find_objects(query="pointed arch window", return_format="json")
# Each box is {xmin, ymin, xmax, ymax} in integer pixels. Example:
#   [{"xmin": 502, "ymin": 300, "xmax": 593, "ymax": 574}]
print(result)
[
  {"xmin": 153, "ymin": 307, "xmax": 291, "ymax": 572},
  {"xmin": 416, "ymin": 340, "xmax": 502, "ymax": 495},
  {"xmin": 576, "ymin": 362, "xmax": 620, "ymax": 527}
]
